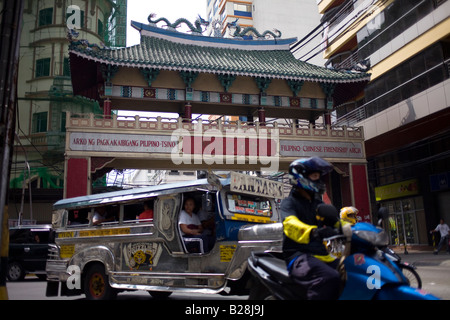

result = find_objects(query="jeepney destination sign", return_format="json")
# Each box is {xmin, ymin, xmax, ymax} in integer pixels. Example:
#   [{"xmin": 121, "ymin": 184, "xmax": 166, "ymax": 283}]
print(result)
[{"xmin": 230, "ymin": 172, "xmax": 284, "ymax": 198}]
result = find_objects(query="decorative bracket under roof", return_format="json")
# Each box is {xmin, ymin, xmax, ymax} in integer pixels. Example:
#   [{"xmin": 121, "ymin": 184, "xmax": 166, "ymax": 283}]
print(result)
[
  {"xmin": 287, "ymin": 80, "xmax": 304, "ymax": 97},
  {"xmin": 255, "ymin": 77, "xmax": 272, "ymax": 93},
  {"xmin": 140, "ymin": 67, "xmax": 160, "ymax": 87},
  {"xmin": 217, "ymin": 74, "xmax": 236, "ymax": 92},
  {"xmin": 319, "ymin": 82, "xmax": 336, "ymax": 109},
  {"xmin": 100, "ymin": 64, "xmax": 119, "ymax": 83},
  {"xmin": 179, "ymin": 71, "xmax": 199, "ymax": 88}
]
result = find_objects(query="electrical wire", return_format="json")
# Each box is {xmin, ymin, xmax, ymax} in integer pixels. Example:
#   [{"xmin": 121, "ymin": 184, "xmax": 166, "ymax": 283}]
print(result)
[
  {"xmin": 299, "ymin": 0, "xmax": 385, "ymax": 63},
  {"xmin": 293, "ymin": 0, "xmax": 389, "ymax": 63},
  {"xmin": 336, "ymin": 0, "xmax": 428, "ymax": 70},
  {"xmin": 290, "ymin": 0, "xmax": 358, "ymax": 53}
]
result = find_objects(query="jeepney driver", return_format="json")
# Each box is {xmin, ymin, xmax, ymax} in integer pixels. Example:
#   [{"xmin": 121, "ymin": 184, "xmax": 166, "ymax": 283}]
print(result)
[
  {"xmin": 179, "ymin": 198, "xmax": 213, "ymax": 252},
  {"xmin": 179, "ymin": 198, "xmax": 203, "ymax": 236}
]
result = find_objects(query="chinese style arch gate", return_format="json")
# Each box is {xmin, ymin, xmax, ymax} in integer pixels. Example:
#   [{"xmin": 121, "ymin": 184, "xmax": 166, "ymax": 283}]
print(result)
[{"xmin": 66, "ymin": 16, "xmax": 372, "ymax": 222}]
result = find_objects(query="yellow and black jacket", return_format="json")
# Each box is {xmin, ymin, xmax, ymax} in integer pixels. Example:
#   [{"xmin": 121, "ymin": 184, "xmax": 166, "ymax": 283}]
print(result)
[{"xmin": 281, "ymin": 188, "xmax": 335, "ymax": 264}]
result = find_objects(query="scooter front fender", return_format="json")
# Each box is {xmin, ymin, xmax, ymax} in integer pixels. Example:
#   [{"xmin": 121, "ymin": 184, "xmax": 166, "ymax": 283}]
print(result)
[{"xmin": 375, "ymin": 284, "xmax": 439, "ymax": 300}]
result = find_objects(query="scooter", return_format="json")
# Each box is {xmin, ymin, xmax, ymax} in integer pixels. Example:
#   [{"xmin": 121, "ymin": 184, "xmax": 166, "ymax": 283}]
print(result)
[
  {"xmin": 247, "ymin": 206, "xmax": 438, "ymax": 300},
  {"xmin": 380, "ymin": 245, "xmax": 422, "ymax": 289}
]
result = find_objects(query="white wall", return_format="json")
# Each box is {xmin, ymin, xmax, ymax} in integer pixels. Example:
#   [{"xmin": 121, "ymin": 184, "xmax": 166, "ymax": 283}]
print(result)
[{"xmin": 253, "ymin": 0, "xmax": 325, "ymax": 66}]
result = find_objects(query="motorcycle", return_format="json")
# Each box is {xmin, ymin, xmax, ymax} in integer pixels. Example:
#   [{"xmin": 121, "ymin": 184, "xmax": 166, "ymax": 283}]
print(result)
[
  {"xmin": 380, "ymin": 245, "xmax": 422, "ymax": 289},
  {"xmin": 247, "ymin": 206, "xmax": 438, "ymax": 300}
]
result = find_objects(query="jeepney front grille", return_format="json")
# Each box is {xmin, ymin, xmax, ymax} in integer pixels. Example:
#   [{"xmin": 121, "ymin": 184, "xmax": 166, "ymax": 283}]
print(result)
[{"xmin": 48, "ymin": 244, "xmax": 60, "ymax": 260}]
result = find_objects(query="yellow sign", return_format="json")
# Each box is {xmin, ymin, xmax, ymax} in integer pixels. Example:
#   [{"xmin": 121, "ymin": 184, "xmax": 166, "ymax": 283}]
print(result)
[
  {"xmin": 375, "ymin": 179, "xmax": 419, "ymax": 201},
  {"xmin": 60, "ymin": 245, "xmax": 75, "ymax": 258},
  {"xmin": 220, "ymin": 245, "xmax": 236, "ymax": 262},
  {"xmin": 79, "ymin": 227, "xmax": 131, "ymax": 237},
  {"xmin": 58, "ymin": 231, "xmax": 74, "ymax": 238},
  {"xmin": 231, "ymin": 213, "xmax": 273, "ymax": 224}
]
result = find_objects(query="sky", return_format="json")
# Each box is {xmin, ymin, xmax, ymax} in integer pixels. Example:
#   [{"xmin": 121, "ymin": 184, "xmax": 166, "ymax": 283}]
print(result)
[{"xmin": 126, "ymin": 0, "xmax": 208, "ymax": 46}]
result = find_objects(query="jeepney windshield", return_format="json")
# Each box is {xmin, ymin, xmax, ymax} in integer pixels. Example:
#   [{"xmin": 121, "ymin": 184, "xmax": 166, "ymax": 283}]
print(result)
[{"xmin": 225, "ymin": 192, "xmax": 272, "ymax": 218}]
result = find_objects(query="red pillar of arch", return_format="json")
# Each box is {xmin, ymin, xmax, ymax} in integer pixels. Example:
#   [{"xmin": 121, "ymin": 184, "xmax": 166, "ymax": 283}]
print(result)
[
  {"xmin": 350, "ymin": 164, "xmax": 371, "ymax": 223},
  {"xmin": 65, "ymin": 158, "xmax": 89, "ymax": 198}
]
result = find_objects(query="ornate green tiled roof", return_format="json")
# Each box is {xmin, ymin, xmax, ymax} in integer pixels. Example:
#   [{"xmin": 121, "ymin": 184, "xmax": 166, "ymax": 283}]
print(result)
[{"xmin": 68, "ymin": 21, "xmax": 369, "ymax": 84}]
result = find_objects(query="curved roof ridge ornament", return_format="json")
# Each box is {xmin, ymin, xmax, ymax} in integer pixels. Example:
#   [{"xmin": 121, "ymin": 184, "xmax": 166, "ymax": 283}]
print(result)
[
  {"xmin": 147, "ymin": 13, "xmax": 209, "ymax": 35},
  {"xmin": 226, "ymin": 18, "xmax": 282, "ymax": 40}
]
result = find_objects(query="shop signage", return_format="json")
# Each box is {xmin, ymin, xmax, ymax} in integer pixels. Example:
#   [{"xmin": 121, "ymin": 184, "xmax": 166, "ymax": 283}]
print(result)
[
  {"xmin": 429, "ymin": 172, "xmax": 450, "ymax": 192},
  {"xmin": 280, "ymin": 140, "xmax": 364, "ymax": 159},
  {"xmin": 375, "ymin": 179, "xmax": 419, "ymax": 201}
]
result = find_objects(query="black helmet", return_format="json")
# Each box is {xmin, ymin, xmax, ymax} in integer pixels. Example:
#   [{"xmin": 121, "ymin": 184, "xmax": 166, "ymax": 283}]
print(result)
[{"xmin": 288, "ymin": 157, "xmax": 333, "ymax": 193}]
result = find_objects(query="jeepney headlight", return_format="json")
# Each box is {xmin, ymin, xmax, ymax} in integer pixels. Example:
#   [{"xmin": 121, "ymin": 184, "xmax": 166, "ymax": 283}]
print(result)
[{"xmin": 354, "ymin": 229, "xmax": 389, "ymax": 247}]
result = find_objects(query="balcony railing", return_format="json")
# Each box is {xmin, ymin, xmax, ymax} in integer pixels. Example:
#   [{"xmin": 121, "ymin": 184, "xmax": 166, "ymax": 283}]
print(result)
[{"xmin": 67, "ymin": 112, "xmax": 364, "ymax": 141}]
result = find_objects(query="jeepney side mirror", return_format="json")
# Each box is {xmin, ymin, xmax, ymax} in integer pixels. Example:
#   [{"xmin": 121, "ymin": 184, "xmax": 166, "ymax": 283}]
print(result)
[
  {"xmin": 202, "ymin": 192, "xmax": 214, "ymax": 212},
  {"xmin": 52, "ymin": 209, "xmax": 66, "ymax": 228}
]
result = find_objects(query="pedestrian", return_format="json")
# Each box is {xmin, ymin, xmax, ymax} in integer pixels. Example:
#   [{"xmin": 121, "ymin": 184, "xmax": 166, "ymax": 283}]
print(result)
[{"xmin": 430, "ymin": 219, "xmax": 450, "ymax": 255}]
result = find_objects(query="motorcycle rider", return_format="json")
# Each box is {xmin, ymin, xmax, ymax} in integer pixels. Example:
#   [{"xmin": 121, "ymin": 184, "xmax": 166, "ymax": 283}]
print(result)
[
  {"xmin": 281, "ymin": 157, "xmax": 341, "ymax": 300},
  {"xmin": 340, "ymin": 206, "xmax": 359, "ymax": 225}
]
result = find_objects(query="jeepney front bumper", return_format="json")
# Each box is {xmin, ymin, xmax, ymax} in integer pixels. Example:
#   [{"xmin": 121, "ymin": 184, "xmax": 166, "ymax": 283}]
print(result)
[
  {"xmin": 226, "ymin": 223, "xmax": 283, "ymax": 280},
  {"xmin": 46, "ymin": 244, "xmax": 70, "ymax": 282}
]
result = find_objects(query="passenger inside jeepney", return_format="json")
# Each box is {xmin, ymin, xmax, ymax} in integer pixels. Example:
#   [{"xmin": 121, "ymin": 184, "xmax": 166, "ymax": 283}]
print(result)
[
  {"xmin": 137, "ymin": 199, "xmax": 154, "ymax": 221},
  {"xmin": 92, "ymin": 206, "xmax": 115, "ymax": 225},
  {"xmin": 68, "ymin": 209, "xmax": 89, "ymax": 226}
]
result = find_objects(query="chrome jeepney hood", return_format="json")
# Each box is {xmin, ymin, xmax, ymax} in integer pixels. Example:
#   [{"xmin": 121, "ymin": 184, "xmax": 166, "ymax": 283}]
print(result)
[{"xmin": 238, "ymin": 222, "xmax": 283, "ymax": 242}]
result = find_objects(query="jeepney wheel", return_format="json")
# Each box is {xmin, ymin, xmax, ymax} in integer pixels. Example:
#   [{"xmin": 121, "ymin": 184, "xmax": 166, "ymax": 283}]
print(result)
[{"xmin": 84, "ymin": 263, "xmax": 117, "ymax": 300}]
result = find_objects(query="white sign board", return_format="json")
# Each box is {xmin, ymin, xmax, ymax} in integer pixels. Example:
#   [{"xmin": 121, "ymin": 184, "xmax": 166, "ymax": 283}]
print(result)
[
  {"xmin": 230, "ymin": 172, "xmax": 284, "ymax": 199},
  {"xmin": 280, "ymin": 140, "xmax": 364, "ymax": 159},
  {"xmin": 69, "ymin": 132, "xmax": 176, "ymax": 153}
]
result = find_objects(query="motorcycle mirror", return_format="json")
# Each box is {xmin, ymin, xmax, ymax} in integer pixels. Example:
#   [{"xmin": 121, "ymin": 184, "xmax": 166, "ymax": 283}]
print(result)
[
  {"xmin": 316, "ymin": 204, "xmax": 339, "ymax": 226},
  {"xmin": 377, "ymin": 207, "xmax": 389, "ymax": 220},
  {"xmin": 377, "ymin": 207, "xmax": 389, "ymax": 226}
]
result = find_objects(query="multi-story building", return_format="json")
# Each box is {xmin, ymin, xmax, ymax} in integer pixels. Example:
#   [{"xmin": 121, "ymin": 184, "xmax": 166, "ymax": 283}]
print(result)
[
  {"xmin": 318, "ymin": 0, "xmax": 450, "ymax": 248},
  {"xmin": 2, "ymin": 0, "xmax": 126, "ymax": 224},
  {"xmin": 206, "ymin": 0, "xmax": 325, "ymax": 66}
]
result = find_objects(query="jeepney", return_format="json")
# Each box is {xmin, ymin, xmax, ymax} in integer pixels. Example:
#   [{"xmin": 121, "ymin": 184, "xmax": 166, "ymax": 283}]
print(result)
[{"xmin": 46, "ymin": 172, "xmax": 284, "ymax": 299}]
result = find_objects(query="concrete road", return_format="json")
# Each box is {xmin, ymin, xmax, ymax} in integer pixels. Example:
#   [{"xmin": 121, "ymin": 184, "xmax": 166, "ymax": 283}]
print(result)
[
  {"xmin": 5, "ymin": 250, "xmax": 449, "ymax": 300},
  {"xmin": 397, "ymin": 250, "xmax": 450, "ymax": 300}
]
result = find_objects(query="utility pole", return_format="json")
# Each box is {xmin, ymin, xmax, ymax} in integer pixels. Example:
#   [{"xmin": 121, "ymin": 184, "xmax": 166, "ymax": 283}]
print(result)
[{"xmin": 0, "ymin": 0, "xmax": 25, "ymax": 300}]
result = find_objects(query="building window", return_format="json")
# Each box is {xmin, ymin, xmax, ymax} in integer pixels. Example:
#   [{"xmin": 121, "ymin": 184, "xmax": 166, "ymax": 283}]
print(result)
[
  {"xmin": 63, "ymin": 57, "xmax": 70, "ymax": 77},
  {"xmin": 362, "ymin": 42, "xmax": 448, "ymax": 119},
  {"xmin": 38, "ymin": 8, "xmax": 53, "ymax": 27},
  {"xmin": 356, "ymin": 0, "xmax": 435, "ymax": 62},
  {"xmin": 61, "ymin": 112, "xmax": 67, "ymax": 133},
  {"xmin": 98, "ymin": 19, "xmax": 104, "ymax": 38},
  {"xmin": 234, "ymin": 4, "xmax": 252, "ymax": 17},
  {"xmin": 35, "ymin": 58, "xmax": 51, "ymax": 78},
  {"xmin": 32, "ymin": 112, "xmax": 48, "ymax": 133}
]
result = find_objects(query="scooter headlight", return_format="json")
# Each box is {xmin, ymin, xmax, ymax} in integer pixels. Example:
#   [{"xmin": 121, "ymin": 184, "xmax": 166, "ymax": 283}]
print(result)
[{"xmin": 354, "ymin": 229, "xmax": 389, "ymax": 247}]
